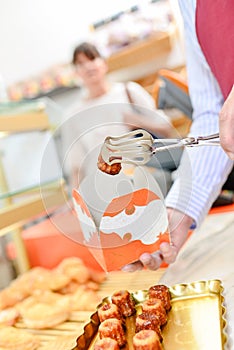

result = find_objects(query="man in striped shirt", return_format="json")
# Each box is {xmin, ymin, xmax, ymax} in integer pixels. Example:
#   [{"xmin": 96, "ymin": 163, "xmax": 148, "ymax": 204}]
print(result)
[{"xmin": 123, "ymin": 0, "xmax": 234, "ymax": 272}]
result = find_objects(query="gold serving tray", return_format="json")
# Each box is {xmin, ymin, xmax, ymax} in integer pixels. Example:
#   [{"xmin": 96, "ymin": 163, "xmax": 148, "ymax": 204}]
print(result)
[{"xmin": 73, "ymin": 279, "xmax": 227, "ymax": 350}]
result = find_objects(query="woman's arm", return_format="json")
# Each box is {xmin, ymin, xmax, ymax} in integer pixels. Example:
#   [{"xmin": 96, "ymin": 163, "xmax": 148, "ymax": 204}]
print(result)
[
  {"xmin": 123, "ymin": 81, "xmax": 173, "ymax": 137},
  {"xmin": 123, "ymin": 110, "xmax": 173, "ymax": 137}
]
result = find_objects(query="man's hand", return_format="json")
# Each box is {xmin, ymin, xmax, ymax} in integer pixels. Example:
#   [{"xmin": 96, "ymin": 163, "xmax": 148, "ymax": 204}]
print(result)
[
  {"xmin": 219, "ymin": 85, "xmax": 234, "ymax": 160},
  {"xmin": 122, "ymin": 208, "xmax": 193, "ymax": 272}
]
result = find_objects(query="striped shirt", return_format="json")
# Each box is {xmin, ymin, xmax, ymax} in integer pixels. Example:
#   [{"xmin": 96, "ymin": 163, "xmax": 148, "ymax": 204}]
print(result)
[{"xmin": 165, "ymin": 0, "xmax": 233, "ymax": 227}]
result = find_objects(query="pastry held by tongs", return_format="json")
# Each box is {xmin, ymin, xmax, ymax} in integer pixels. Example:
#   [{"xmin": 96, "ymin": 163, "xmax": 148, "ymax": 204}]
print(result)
[{"xmin": 98, "ymin": 129, "xmax": 220, "ymax": 175}]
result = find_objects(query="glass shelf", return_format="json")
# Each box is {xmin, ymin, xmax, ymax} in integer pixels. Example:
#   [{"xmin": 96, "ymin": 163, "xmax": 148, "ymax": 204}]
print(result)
[
  {"xmin": 0, "ymin": 100, "xmax": 45, "ymax": 115},
  {"xmin": 0, "ymin": 178, "xmax": 67, "ymax": 232},
  {"xmin": 0, "ymin": 177, "xmax": 62, "ymax": 200},
  {"xmin": 0, "ymin": 97, "xmax": 63, "ymax": 129}
]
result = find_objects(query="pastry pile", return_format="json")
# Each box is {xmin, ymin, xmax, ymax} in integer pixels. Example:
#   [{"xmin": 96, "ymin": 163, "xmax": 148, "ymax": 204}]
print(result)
[
  {"xmin": 0, "ymin": 327, "xmax": 40, "ymax": 350},
  {"xmin": 0, "ymin": 257, "xmax": 106, "ymax": 349},
  {"xmin": 95, "ymin": 285, "xmax": 171, "ymax": 350}
]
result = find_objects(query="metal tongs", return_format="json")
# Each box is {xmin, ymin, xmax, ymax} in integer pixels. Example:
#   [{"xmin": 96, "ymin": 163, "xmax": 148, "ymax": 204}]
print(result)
[{"xmin": 100, "ymin": 129, "xmax": 220, "ymax": 166}]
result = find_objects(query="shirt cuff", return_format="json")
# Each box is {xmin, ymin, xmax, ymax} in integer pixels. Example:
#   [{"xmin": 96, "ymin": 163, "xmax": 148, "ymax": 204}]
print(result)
[{"xmin": 165, "ymin": 177, "xmax": 221, "ymax": 228}]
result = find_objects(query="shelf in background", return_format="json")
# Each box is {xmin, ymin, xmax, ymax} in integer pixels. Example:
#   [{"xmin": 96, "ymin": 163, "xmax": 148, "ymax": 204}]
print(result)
[{"xmin": 107, "ymin": 29, "xmax": 175, "ymax": 72}]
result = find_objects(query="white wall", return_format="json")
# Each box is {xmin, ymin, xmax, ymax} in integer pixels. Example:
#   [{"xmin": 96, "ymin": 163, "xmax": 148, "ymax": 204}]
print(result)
[{"xmin": 0, "ymin": 0, "xmax": 143, "ymax": 87}]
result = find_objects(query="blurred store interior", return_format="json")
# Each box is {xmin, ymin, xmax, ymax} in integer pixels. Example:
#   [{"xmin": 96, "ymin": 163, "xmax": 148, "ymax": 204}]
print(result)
[{"xmin": 0, "ymin": 1, "xmax": 234, "ymax": 348}]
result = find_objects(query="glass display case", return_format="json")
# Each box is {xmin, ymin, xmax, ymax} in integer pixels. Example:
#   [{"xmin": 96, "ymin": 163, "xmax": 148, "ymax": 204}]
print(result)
[{"xmin": 0, "ymin": 98, "xmax": 67, "ymax": 274}]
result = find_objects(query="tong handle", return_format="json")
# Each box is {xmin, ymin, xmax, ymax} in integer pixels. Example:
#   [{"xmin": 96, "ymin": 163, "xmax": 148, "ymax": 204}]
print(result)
[
  {"xmin": 196, "ymin": 133, "xmax": 219, "ymax": 142},
  {"xmin": 151, "ymin": 132, "xmax": 220, "ymax": 153},
  {"xmin": 190, "ymin": 132, "xmax": 220, "ymax": 146}
]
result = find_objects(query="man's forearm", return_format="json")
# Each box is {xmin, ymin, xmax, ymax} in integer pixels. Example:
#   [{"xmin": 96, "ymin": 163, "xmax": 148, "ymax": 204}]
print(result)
[{"xmin": 219, "ymin": 85, "xmax": 234, "ymax": 160}]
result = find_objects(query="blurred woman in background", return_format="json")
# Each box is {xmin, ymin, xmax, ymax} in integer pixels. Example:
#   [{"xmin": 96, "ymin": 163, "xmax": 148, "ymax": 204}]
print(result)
[{"xmin": 61, "ymin": 42, "xmax": 174, "ymax": 191}]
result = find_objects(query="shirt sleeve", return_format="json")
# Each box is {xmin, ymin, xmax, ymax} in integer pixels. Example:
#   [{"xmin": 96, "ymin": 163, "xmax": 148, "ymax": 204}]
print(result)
[{"xmin": 165, "ymin": 0, "xmax": 233, "ymax": 227}]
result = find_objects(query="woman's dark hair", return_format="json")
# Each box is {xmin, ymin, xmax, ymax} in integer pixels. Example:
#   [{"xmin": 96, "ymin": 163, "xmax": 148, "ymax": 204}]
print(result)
[{"xmin": 72, "ymin": 42, "xmax": 102, "ymax": 65}]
